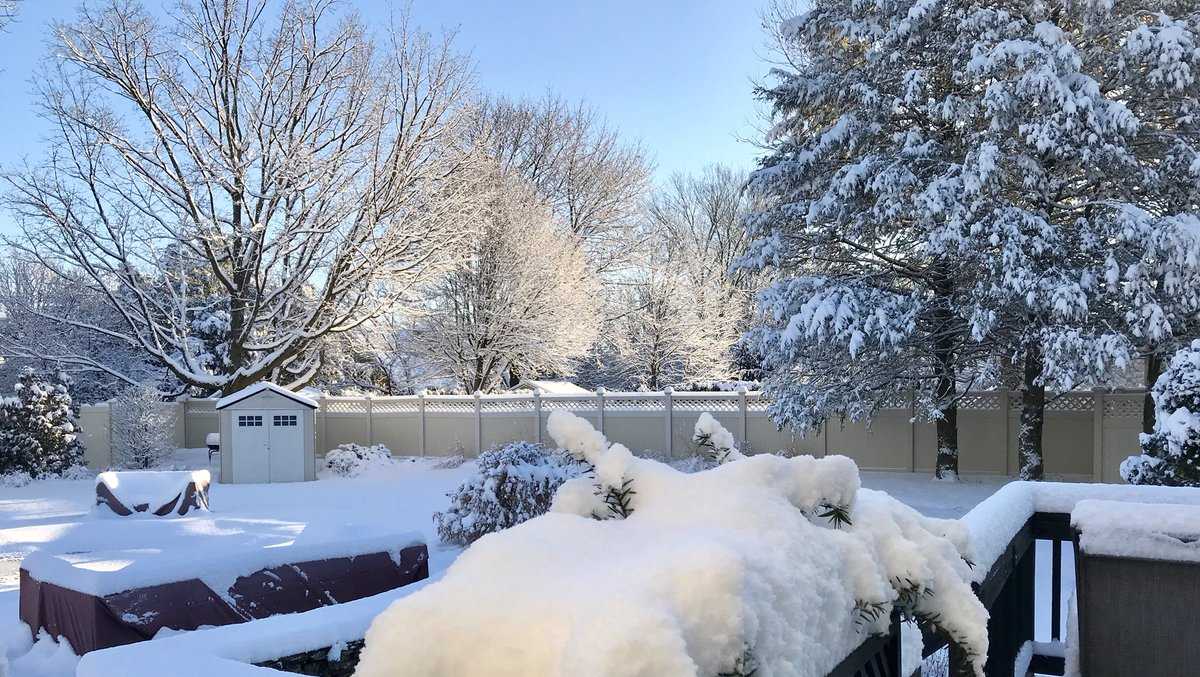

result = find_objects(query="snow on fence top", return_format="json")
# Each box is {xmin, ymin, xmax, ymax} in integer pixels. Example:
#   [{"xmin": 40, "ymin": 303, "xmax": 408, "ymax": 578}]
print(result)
[
  {"xmin": 22, "ymin": 529, "xmax": 423, "ymax": 597},
  {"xmin": 1072, "ymin": 500, "xmax": 1200, "ymax": 563}
]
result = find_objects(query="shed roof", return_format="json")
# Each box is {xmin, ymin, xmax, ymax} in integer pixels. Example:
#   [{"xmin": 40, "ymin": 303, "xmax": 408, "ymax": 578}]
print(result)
[{"xmin": 214, "ymin": 382, "xmax": 319, "ymax": 410}]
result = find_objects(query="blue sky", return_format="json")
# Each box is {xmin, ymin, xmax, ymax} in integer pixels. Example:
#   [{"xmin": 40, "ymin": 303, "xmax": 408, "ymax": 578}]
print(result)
[{"xmin": 0, "ymin": 2, "xmax": 769, "ymax": 234}]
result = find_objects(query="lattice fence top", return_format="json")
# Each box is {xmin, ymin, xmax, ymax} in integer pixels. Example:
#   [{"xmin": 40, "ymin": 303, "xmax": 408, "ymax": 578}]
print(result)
[
  {"xmin": 539, "ymin": 397, "xmax": 598, "ymax": 412},
  {"xmin": 958, "ymin": 393, "xmax": 1002, "ymax": 410},
  {"xmin": 423, "ymin": 398, "xmax": 475, "ymax": 414},
  {"xmin": 1103, "ymin": 395, "xmax": 1144, "ymax": 418},
  {"xmin": 323, "ymin": 398, "xmax": 368, "ymax": 414},
  {"xmin": 1046, "ymin": 394, "xmax": 1095, "ymax": 412},
  {"xmin": 672, "ymin": 396, "xmax": 739, "ymax": 412},
  {"xmin": 480, "ymin": 398, "xmax": 534, "ymax": 414},
  {"xmin": 371, "ymin": 399, "xmax": 420, "ymax": 414}
]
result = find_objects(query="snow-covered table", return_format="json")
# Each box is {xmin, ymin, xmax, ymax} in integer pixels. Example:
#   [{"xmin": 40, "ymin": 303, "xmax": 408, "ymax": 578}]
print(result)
[
  {"xmin": 1070, "ymin": 500, "xmax": 1200, "ymax": 677},
  {"xmin": 19, "ymin": 532, "xmax": 428, "ymax": 654}
]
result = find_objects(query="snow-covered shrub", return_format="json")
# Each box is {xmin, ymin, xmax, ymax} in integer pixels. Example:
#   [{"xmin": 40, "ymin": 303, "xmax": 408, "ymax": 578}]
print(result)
[
  {"xmin": 693, "ymin": 412, "xmax": 747, "ymax": 464},
  {"xmin": 433, "ymin": 441, "xmax": 581, "ymax": 545},
  {"xmin": 358, "ymin": 412, "xmax": 988, "ymax": 677},
  {"xmin": 430, "ymin": 454, "xmax": 467, "ymax": 469},
  {"xmin": 58, "ymin": 465, "xmax": 94, "ymax": 481},
  {"xmin": 322, "ymin": 443, "xmax": 397, "ymax": 478},
  {"xmin": 1122, "ymin": 340, "xmax": 1200, "ymax": 486},
  {"xmin": 111, "ymin": 384, "xmax": 174, "ymax": 470},
  {"xmin": 0, "ymin": 470, "xmax": 32, "ymax": 488},
  {"xmin": 0, "ymin": 369, "xmax": 84, "ymax": 477}
]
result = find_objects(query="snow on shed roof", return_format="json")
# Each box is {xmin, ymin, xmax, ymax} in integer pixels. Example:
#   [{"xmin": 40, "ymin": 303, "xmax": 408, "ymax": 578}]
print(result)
[
  {"xmin": 513, "ymin": 379, "xmax": 592, "ymax": 395},
  {"xmin": 215, "ymin": 382, "xmax": 319, "ymax": 410}
]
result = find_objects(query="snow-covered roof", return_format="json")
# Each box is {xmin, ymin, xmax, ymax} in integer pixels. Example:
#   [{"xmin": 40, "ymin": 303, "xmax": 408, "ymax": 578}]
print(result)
[
  {"xmin": 513, "ymin": 379, "xmax": 591, "ymax": 395},
  {"xmin": 214, "ymin": 382, "xmax": 319, "ymax": 410}
]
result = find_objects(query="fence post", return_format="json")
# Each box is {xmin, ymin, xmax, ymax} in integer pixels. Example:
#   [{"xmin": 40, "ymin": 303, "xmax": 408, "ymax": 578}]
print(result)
[
  {"xmin": 663, "ymin": 387, "xmax": 674, "ymax": 457},
  {"xmin": 365, "ymin": 394, "xmax": 374, "ymax": 447},
  {"xmin": 474, "ymin": 391, "xmax": 483, "ymax": 456},
  {"xmin": 533, "ymin": 389, "xmax": 543, "ymax": 445},
  {"xmin": 417, "ymin": 391, "xmax": 427, "ymax": 457},
  {"xmin": 318, "ymin": 394, "xmax": 328, "ymax": 453},
  {"xmin": 1092, "ymin": 389, "xmax": 1105, "ymax": 482},
  {"xmin": 737, "ymin": 386, "xmax": 748, "ymax": 452},
  {"xmin": 596, "ymin": 387, "xmax": 606, "ymax": 435},
  {"xmin": 1000, "ymin": 390, "xmax": 1011, "ymax": 476},
  {"xmin": 177, "ymin": 394, "xmax": 189, "ymax": 449}
]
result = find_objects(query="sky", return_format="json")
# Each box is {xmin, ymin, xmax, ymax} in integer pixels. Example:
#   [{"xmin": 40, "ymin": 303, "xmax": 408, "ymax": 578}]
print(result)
[{"xmin": 0, "ymin": 1, "xmax": 771, "ymax": 209}]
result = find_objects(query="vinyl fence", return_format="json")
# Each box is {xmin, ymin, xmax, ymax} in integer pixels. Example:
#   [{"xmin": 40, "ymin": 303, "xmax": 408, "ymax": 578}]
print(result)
[{"xmin": 77, "ymin": 388, "xmax": 1148, "ymax": 483}]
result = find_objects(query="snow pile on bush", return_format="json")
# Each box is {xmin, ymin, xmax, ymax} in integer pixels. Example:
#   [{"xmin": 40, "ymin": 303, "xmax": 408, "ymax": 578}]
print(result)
[
  {"xmin": 433, "ymin": 441, "xmax": 582, "ymax": 545},
  {"xmin": 1122, "ymin": 339, "xmax": 1200, "ymax": 486},
  {"xmin": 357, "ymin": 412, "xmax": 988, "ymax": 677},
  {"xmin": 322, "ymin": 444, "xmax": 398, "ymax": 478},
  {"xmin": 693, "ymin": 412, "xmax": 747, "ymax": 464}
]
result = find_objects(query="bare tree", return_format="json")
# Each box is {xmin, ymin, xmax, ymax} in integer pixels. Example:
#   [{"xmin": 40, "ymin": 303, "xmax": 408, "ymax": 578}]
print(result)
[
  {"xmin": 468, "ymin": 93, "xmax": 651, "ymax": 274},
  {"xmin": 0, "ymin": 257, "xmax": 163, "ymax": 402},
  {"xmin": 4, "ymin": 0, "xmax": 479, "ymax": 395},
  {"xmin": 413, "ymin": 172, "xmax": 601, "ymax": 393}
]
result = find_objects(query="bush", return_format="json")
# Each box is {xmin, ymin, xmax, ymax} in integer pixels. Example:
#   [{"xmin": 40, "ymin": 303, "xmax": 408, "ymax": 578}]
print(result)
[
  {"xmin": 323, "ymin": 443, "xmax": 397, "ymax": 478},
  {"xmin": 0, "ymin": 369, "xmax": 84, "ymax": 477},
  {"xmin": 111, "ymin": 383, "xmax": 175, "ymax": 469},
  {"xmin": 1122, "ymin": 340, "xmax": 1200, "ymax": 486},
  {"xmin": 433, "ymin": 441, "xmax": 582, "ymax": 545},
  {"xmin": 0, "ymin": 470, "xmax": 32, "ymax": 488}
]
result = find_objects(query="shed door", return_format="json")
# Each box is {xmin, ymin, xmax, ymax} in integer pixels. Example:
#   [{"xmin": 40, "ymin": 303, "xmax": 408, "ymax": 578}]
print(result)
[
  {"xmin": 268, "ymin": 412, "xmax": 305, "ymax": 482},
  {"xmin": 232, "ymin": 414, "xmax": 270, "ymax": 483}
]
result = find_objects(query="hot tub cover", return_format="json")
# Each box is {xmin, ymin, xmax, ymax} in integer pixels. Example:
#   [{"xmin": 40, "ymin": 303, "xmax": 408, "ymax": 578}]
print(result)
[
  {"xmin": 20, "ymin": 540, "xmax": 428, "ymax": 654},
  {"xmin": 94, "ymin": 470, "xmax": 211, "ymax": 517}
]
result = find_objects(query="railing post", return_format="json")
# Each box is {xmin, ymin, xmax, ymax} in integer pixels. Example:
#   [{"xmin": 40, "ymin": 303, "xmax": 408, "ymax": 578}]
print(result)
[
  {"xmin": 474, "ymin": 391, "xmax": 483, "ymax": 456},
  {"xmin": 417, "ymin": 390, "xmax": 427, "ymax": 457},
  {"xmin": 596, "ymin": 387, "xmax": 606, "ymax": 436},
  {"xmin": 533, "ymin": 389, "xmax": 543, "ymax": 445},
  {"xmin": 1092, "ymin": 388, "xmax": 1105, "ymax": 482},
  {"xmin": 663, "ymin": 387, "xmax": 674, "ymax": 458},
  {"xmin": 737, "ymin": 386, "xmax": 748, "ymax": 452}
]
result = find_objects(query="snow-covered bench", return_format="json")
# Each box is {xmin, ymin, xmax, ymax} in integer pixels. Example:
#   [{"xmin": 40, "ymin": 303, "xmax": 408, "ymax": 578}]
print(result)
[
  {"xmin": 1070, "ymin": 500, "xmax": 1200, "ymax": 677},
  {"xmin": 94, "ymin": 470, "xmax": 211, "ymax": 517},
  {"xmin": 19, "ymin": 532, "xmax": 428, "ymax": 654}
]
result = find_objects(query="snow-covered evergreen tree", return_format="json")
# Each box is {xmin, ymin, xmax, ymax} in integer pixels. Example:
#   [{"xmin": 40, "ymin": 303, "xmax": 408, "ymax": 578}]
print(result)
[
  {"xmin": 0, "ymin": 369, "xmax": 84, "ymax": 477},
  {"xmin": 743, "ymin": 1, "xmax": 995, "ymax": 479},
  {"xmin": 111, "ymin": 383, "xmax": 174, "ymax": 470},
  {"xmin": 1122, "ymin": 340, "xmax": 1200, "ymax": 486}
]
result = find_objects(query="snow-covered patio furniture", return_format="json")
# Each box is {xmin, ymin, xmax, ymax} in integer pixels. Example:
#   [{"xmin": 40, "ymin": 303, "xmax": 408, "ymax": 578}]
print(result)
[
  {"xmin": 19, "ymin": 532, "xmax": 428, "ymax": 654},
  {"xmin": 94, "ymin": 470, "xmax": 211, "ymax": 517},
  {"xmin": 1070, "ymin": 501, "xmax": 1200, "ymax": 677},
  {"xmin": 206, "ymin": 432, "xmax": 221, "ymax": 464}
]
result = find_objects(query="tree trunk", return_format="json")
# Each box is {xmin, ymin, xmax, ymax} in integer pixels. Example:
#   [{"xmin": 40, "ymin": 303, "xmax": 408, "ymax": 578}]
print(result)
[
  {"xmin": 1142, "ymin": 352, "xmax": 1163, "ymax": 435},
  {"xmin": 932, "ymin": 279, "xmax": 960, "ymax": 480},
  {"xmin": 1018, "ymin": 342, "xmax": 1046, "ymax": 481}
]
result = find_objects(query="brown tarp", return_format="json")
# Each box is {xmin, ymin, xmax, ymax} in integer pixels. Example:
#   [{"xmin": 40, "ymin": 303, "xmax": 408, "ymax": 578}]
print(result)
[
  {"xmin": 94, "ymin": 478, "xmax": 210, "ymax": 517},
  {"xmin": 20, "ymin": 543, "xmax": 428, "ymax": 654}
]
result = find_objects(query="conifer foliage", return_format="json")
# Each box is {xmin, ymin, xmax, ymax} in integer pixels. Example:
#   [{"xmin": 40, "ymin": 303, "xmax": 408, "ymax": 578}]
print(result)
[
  {"xmin": 0, "ymin": 369, "xmax": 84, "ymax": 477},
  {"xmin": 1122, "ymin": 340, "xmax": 1200, "ymax": 487}
]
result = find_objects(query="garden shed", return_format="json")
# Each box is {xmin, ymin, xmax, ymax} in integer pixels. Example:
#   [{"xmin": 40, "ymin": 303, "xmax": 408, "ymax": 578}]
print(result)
[{"xmin": 214, "ymin": 383, "xmax": 318, "ymax": 484}]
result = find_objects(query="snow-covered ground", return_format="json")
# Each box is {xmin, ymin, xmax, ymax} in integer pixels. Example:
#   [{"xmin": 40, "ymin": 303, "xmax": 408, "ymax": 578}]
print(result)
[{"xmin": 0, "ymin": 453, "xmax": 1010, "ymax": 677}]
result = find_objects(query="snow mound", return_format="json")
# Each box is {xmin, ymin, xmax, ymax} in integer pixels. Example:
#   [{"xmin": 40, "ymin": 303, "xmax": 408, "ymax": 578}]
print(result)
[
  {"xmin": 355, "ymin": 412, "xmax": 988, "ymax": 677},
  {"xmin": 93, "ymin": 470, "xmax": 210, "ymax": 517},
  {"xmin": 321, "ymin": 444, "xmax": 398, "ymax": 479}
]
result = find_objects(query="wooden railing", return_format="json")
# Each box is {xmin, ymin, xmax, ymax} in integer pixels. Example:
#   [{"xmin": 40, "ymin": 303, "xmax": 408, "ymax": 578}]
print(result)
[{"xmin": 828, "ymin": 511, "xmax": 1074, "ymax": 677}]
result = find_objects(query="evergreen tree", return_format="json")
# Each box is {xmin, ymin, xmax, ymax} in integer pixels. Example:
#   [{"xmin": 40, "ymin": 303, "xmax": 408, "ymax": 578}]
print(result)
[
  {"xmin": 744, "ymin": 0, "xmax": 993, "ymax": 479},
  {"xmin": 0, "ymin": 368, "xmax": 84, "ymax": 476},
  {"xmin": 1122, "ymin": 339, "xmax": 1200, "ymax": 486}
]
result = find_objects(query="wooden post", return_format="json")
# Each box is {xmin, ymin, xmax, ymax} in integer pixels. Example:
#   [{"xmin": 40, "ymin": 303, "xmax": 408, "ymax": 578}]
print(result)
[
  {"xmin": 533, "ymin": 389, "xmax": 543, "ymax": 444},
  {"xmin": 596, "ymin": 387, "xmax": 606, "ymax": 436},
  {"xmin": 663, "ymin": 387, "xmax": 674, "ymax": 458},
  {"xmin": 417, "ymin": 391, "xmax": 427, "ymax": 457}
]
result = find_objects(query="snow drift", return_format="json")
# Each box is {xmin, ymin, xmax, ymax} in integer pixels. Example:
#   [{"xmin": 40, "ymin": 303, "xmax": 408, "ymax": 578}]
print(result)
[{"xmin": 356, "ymin": 412, "xmax": 988, "ymax": 677}]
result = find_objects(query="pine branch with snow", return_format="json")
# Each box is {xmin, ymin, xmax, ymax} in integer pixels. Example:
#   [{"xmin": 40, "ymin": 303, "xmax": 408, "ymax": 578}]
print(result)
[
  {"xmin": 1122, "ymin": 340, "xmax": 1200, "ymax": 486},
  {"xmin": 0, "ymin": 369, "xmax": 84, "ymax": 477}
]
